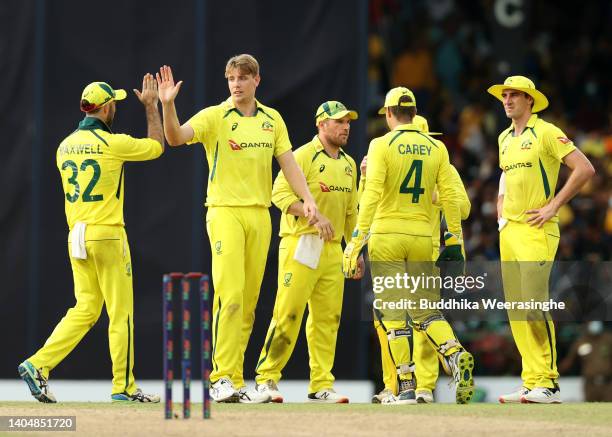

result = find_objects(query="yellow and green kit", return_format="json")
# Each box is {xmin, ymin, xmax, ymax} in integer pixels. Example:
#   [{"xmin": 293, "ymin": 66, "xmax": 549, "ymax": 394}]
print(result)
[
  {"xmin": 359, "ymin": 120, "xmax": 466, "ymax": 387},
  {"xmin": 255, "ymin": 135, "xmax": 358, "ymax": 393},
  {"xmin": 187, "ymin": 98, "xmax": 292, "ymax": 387},
  {"xmin": 28, "ymin": 116, "xmax": 162, "ymax": 396},
  {"xmin": 498, "ymin": 114, "xmax": 576, "ymax": 389}
]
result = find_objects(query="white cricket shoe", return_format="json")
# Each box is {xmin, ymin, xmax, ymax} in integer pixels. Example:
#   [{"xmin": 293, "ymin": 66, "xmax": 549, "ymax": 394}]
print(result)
[
  {"xmin": 380, "ymin": 394, "xmax": 399, "ymax": 404},
  {"xmin": 210, "ymin": 377, "xmax": 239, "ymax": 403},
  {"xmin": 521, "ymin": 387, "xmax": 562, "ymax": 404},
  {"xmin": 238, "ymin": 386, "xmax": 271, "ymax": 404},
  {"xmin": 415, "ymin": 389, "xmax": 434, "ymax": 404},
  {"xmin": 499, "ymin": 387, "xmax": 530, "ymax": 404},
  {"xmin": 256, "ymin": 380, "xmax": 283, "ymax": 403},
  {"xmin": 372, "ymin": 388, "xmax": 394, "ymax": 404},
  {"xmin": 307, "ymin": 389, "xmax": 349, "ymax": 403}
]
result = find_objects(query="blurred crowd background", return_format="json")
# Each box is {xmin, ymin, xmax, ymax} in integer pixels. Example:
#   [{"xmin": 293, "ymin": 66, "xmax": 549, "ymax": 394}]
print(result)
[{"xmin": 365, "ymin": 0, "xmax": 611, "ymax": 399}]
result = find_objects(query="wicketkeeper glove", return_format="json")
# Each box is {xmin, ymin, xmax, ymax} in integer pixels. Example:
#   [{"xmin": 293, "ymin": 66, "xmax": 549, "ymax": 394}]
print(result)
[
  {"xmin": 436, "ymin": 232, "xmax": 465, "ymax": 277},
  {"xmin": 436, "ymin": 232, "xmax": 465, "ymax": 263},
  {"xmin": 343, "ymin": 229, "xmax": 369, "ymax": 278}
]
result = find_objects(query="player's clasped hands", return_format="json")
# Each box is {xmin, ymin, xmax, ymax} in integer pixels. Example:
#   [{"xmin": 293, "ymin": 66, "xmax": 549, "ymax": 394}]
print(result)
[
  {"xmin": 133, "ymin": 73, "xmax": 159, "ymax": 107},
  {"xmin": 313, "ymin": 212, "xmax": 334, "ymax": 242}
]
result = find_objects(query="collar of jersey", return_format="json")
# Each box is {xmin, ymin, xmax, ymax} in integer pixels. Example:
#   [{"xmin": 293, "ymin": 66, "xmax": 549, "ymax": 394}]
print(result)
[
  {"xmin": 312, "ymin": 135, "xmax": 346, "ymax": 158},
  {"xmin": 393, "ymin": 123, "xmax": 423, "ymax": 132},
  {"xmin": 78, "ymin": 116, "xmax": 112, "ymax": 133},
  {"xmin": 222, "ymin": 97, "xmax": 272, "ymax": 118},
  {"xmin": 509, "ymin": 113, "xmax": 538, "ymax": 136}
]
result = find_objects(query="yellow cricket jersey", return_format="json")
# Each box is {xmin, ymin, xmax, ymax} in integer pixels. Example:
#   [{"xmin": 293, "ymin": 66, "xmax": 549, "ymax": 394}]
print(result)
[
  {"xmin": 498, "ymin": 114, "xmax": 576, "ymax": 223},
  {"xmin": 187, "ymin": 98, "xmax": 292, "ymax": 207},
  {"xmin": 56, "ymin": 117, "xmax": 163, "ymax": 229},
  {"xmin": 431, "ymin": 165, "xmax": 471, "ymax": 258},
  {"xmin": 272, "ymin": 136, "xmax": 358, "ymax": 244},
  {"xmin": 357, "ymin": 123, "xmax": 462, "ymax": 236}
]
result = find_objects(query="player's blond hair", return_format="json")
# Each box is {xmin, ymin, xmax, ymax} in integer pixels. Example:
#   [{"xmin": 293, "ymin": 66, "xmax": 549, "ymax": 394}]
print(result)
[{"xmin": 225, "ymin": 54, "xmax": 260, "ymax": 77}]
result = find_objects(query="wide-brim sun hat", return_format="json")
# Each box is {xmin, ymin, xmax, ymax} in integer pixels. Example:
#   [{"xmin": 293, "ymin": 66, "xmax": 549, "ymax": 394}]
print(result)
[{"xmin": 487, "ymin": 75, "xmax": 548, "ymax": 113}]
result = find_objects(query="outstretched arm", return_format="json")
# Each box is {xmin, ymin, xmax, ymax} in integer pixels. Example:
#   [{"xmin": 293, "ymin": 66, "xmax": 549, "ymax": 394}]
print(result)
[
  {"xmin": 133, "ymin": 73, "xmax": 164, "ymax": 150},
  {"xmin": 156, "ymin": 65, "xmax": 194, "ymax": 146}
]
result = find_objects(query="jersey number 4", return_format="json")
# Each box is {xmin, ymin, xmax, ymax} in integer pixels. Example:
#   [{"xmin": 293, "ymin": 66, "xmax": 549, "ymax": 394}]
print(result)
[
  {"xmin": 61, "ymin": 159, "xmax": 103, "ymax": 203},
  {"xmin": 399, "ymin": 159, "xmax": 424, "ymax": 203}
]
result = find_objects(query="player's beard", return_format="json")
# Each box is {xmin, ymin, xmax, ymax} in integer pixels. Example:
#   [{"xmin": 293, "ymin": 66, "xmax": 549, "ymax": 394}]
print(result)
[
  {"xmin": 106, "ymin": 104, "xmax": 116, "ymax": 127},
  {"xmin": 332, "ymin": 132, "xmax": 348, "ymax": 148}
]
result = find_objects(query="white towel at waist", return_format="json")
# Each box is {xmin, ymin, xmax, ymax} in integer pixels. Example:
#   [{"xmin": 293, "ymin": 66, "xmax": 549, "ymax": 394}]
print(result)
[{"xmin": 71, "ymin": 222, "xmax": 87, "ymax": 259}]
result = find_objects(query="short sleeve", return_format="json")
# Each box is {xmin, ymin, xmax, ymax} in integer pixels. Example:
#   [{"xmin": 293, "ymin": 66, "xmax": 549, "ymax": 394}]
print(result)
[
  {"xmin": 543, "ymin": 124, "xmax": 577, "ymax": 162},
  {"xmin": 273, "ymin": 113, "xmax": 292, "ymax": 157},
  {"xmin": 110, "ymin": 134, "xmax": 163, "ymax": 161},
  {"xmin": 186, "ymin": 106, "xmax": 219, "ymax": 148}
]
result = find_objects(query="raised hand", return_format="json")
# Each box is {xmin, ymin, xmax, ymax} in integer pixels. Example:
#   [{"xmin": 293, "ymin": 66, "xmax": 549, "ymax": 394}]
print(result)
[
  {"xmin": 360, "ymin": 155, "xmax": 367, "ymax": 177},
  {"xmin": 133, "ymin": 73, "xmax": 159, "ymax": 107},
  {"xmin": 156, "ymin": 65, "xmax": 183, "ymax": 104}
]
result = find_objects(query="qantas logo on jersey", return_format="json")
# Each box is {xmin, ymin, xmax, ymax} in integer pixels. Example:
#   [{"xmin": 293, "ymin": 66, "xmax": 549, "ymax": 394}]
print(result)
[
  {"xmin": 503, "ymin": 162, "xmax": 533, "ymax": 171},
  {"xmin": 557, "ymin": 137, "xmax": 572, "ymax": 145},
  {"xmin": 228, "ymin": 139, "xmax": 273, "ymax": 151},
  {"xmin": 319, "ymin": 182, "xmax": 352, "ymax": 193}
]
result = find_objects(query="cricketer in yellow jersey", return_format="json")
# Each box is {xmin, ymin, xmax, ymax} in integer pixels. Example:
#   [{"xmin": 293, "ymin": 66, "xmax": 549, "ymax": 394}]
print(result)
[
  {"xmin": 362, "ymin": 120, "xmax": 471, "ymax": 403},
  {"xmin": 18, "ymin": 76, "xmax": 164, "ymax": 403},
  {"xmin": 157, "ymin": 55, "xmax": 318, "ymax": 404},
  {"xmin": 344, "ymin": 87, "xmax": 474, "ymax": 404},
  {"xmin": 254, "ymin": 101, "xmax": 362, "ymax": 404},
  {"xmin": 488, "ymin": 76, "xmax": 594, "ymax": 404}
]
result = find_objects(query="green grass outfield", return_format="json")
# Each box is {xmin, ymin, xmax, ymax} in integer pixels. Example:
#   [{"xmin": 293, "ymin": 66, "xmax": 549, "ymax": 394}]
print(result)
[{"xmin": 2, "ymin": 401, "xmax": 612, "ymax": 427}]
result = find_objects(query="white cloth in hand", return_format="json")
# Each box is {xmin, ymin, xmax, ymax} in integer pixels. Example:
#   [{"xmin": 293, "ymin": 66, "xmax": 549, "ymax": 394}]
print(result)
[{"xmin": 293, "ymin": 234, "xmax": 324, "ymax": 269}]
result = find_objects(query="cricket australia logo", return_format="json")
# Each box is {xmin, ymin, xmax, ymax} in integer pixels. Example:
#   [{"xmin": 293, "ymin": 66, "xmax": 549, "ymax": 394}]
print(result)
[
  {"xmin": 521, "ymin": 139, "xmax": 532, "ymax": 150},
  {"xmin": 125, "ymin": 262, "xmax": 132, "ymax": 277},
  {"xmin": 229, "ymin": 139, "xmax": 242, "ymax": 151},
  {"xmin": 215, "ymin": 241, "xmax": 222, "ymax": 255},
  {"xmin": 283, "ymin": 273, "xmax": 292, "ymax": 287},
  {"xmin": 345, "ymin": 165, "xmax": 353, "ymax": 177},
  {"xmin": 262, "ymin": 121, "xmax": 273, "ymax": 132}
]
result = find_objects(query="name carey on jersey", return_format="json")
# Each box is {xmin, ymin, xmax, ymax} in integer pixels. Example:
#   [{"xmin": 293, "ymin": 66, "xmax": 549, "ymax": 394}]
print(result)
[{"xmin": 503, "ymin": 161, "xmax": 533, "ymax": 171}]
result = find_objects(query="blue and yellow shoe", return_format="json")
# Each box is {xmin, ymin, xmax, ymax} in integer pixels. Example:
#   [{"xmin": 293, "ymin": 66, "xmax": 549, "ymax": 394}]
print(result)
[
  {"xmin": 18, "ymin": 360, "xmax": 56, "ymax": 403},
  {"xmin": 111, "ymin": 388, "xmax": 160, "ymax": 403},
  {"xmin": 447, "ymin": 350, "xmax": 475, "ymax": 404}
]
